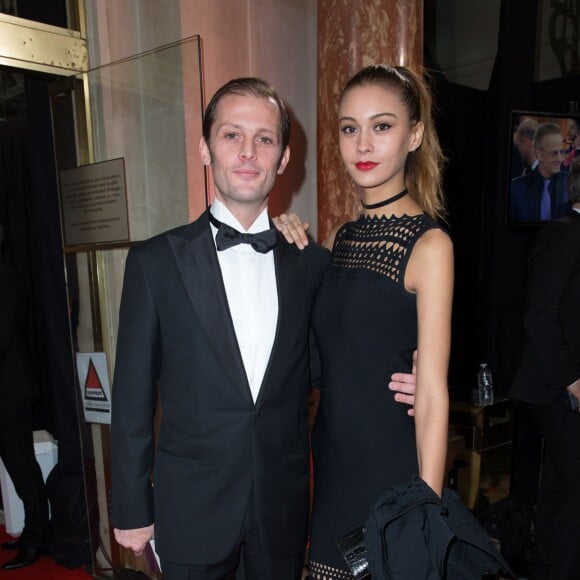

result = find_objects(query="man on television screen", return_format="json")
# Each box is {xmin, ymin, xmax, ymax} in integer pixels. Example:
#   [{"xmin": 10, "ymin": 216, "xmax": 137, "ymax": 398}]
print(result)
[
  {"xmin": 511, "ymin": 117, "xmax": 538, "ymax": 178},
  {"xmin": 509, "ymin": 123, "xmax": 569, "ymax": 222}
]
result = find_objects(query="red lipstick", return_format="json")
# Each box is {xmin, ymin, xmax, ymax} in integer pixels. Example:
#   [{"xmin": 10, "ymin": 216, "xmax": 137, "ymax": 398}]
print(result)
[{"xmin": 355, "ymin": 161, "xmax": 378, "ymax": 171}]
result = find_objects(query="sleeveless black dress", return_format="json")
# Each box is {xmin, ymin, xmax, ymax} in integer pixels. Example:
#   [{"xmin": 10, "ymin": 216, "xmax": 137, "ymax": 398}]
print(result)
[{"xmin": 308, "ymin": 212, "xmax": 442, "ymax": 579}]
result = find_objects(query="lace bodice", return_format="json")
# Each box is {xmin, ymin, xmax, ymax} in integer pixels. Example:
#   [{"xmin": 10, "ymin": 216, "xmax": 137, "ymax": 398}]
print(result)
[{"xmin": 332, "ymin": 213, "xmax": 439, "ymax": 285}]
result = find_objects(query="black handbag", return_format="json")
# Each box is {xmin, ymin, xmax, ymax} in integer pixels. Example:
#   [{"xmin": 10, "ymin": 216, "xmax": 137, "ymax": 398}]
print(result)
[{"xmin": 336, "ymin": 526, "xmax": 371, "ymax": 579}]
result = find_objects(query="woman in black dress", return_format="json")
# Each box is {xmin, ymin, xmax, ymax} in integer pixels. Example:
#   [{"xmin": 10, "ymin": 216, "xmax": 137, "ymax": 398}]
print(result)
[{"xmin": 277, "ymin": 64, "xmax": 453, "ymax": 579}]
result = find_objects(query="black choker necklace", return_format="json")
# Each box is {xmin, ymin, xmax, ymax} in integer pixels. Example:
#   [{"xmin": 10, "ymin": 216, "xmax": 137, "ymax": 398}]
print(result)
[{"xmin": 361, "ymin": 189, "xmax": 407, "ymax": 210}]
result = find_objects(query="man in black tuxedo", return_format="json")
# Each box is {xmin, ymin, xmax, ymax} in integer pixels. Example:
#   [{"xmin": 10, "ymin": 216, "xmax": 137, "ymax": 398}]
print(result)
[
  {"xmin": 111, "ymin": 78, "xmax": 416, "ymax": 580},
  {"xmin": 510, "ymin": 157, "xmax": 580, "ymax": 580},
  {"xmin": 0, "ymin": 225, "xmax": 49, "ymax": 570}
]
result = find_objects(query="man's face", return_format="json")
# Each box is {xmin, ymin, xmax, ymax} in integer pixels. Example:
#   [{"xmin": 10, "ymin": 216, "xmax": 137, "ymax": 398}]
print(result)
[
  {"xmin": 199, "ymin": 94, "xmax": 290, "ymax": 214},
  {"xmin": 536, "ymin": 132, "xmax": 564, "ymax": 178}
]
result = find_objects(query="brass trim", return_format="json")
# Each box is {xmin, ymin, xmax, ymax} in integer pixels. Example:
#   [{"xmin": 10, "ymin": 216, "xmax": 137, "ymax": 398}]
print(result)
[
  {"xmin": 77, "ymin": 0, "xmax": 87, "ymax": 39},
  {"xmin": 67, "ymin": 0, "xmax": 87, "ymax": 38},
  {"xmin": 63, "ymin": 241, "xmax": 136, "ymax": 254},
  {"xmin": 0, "ymin": 11, "xmax": 87, "ymax": 76},
  {"xmin": 81, "ymin": 71, "xmax": 94, "ymax": 162}
]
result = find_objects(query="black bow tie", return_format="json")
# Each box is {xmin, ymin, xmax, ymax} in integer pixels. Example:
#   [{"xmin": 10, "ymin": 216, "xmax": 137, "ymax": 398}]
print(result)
[{"xmin": 209, "ymin": 212, "xmax": 278, "ymax": 254}]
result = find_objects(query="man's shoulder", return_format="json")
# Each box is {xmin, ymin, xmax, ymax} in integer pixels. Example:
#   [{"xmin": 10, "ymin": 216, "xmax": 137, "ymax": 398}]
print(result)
[
  {"xmin": 302, "ymin": 239, "xmax": 331, "ymax": 269},
  {"xmin": 275, "ymin": 236, "xmax": 330, "ymax": 275},
  {"xmin": 514, "ymin": 168, "xmax": 541, "ymax": 184},
  {"xmin": 130, "ymin": 213, "xmax": 209, "ymax": 256},
  {"xmin": 511, "ymin": 173, "xmax": 529, "ymax": 186},
  {"xmin": 510, "ymin": 173, "xmax": 532, "ymax": 195},
  {"xmin": 304, "ymin": 238, "xmax": 331, "ymax": 257}
]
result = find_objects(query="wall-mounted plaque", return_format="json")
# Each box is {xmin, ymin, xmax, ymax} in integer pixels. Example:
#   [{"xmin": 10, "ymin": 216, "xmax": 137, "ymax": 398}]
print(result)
[{"xmin": 60, "ymin": 158, "xmax": 129, "ymax": 247}]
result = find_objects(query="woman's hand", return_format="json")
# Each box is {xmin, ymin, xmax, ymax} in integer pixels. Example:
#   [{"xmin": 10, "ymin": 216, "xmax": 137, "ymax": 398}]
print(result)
[{"xmin": 272, "ymin": 213, "xmax": 310, "ymax": 249}]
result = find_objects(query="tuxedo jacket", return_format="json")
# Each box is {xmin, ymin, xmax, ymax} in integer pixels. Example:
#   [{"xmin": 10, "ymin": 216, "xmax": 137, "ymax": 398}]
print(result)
[
  {"xmin": 110, "ymin": 210, "xmax": 330, "ymax": 565},
  {"xmin": 510, "ymin": 211, "xmax": 580, "ymax": 405},
  {"xmin": 509, "ymin": 168, "xmax": 569, "ymax": 222}
]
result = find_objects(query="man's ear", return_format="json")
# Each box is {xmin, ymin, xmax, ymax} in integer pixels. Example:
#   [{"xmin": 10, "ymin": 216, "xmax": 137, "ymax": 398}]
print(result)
[
  {"xmin": 277, "ymin": 146, "xmax": 291, "ymax": 174},
  {"xmin": 199, "ymin": 137, "xmax": 212, "ymax": 166}
]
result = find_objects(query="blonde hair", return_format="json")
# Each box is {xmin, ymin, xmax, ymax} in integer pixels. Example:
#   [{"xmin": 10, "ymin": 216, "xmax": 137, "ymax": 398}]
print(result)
[{"xmin": 340, "ymin": 64, "xmax": 446, "ymax": 220}]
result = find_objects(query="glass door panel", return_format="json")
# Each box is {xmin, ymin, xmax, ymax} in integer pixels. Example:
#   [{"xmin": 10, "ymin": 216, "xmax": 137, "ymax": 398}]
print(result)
[{"xmin": 50, "ymin": 35, "xmax": 204, "ymax": 578}]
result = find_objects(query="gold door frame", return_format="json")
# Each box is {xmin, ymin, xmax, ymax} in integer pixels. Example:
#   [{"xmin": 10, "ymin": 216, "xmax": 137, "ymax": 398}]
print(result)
[{"xmin": 0, "ymin": 4, "xmax": 88, "ymax": 75}]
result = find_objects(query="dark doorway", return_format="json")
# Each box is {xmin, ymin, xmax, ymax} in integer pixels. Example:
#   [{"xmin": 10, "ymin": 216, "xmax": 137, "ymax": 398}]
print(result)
[{"xmin": 0, "ymin": 66, "xmax": 93, "ymax": 569}]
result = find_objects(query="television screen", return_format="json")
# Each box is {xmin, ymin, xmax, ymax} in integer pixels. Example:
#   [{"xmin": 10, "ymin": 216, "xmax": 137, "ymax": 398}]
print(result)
[{"xmin": 507, "ymin": 110, "xmax": 580, "ymax": 224}]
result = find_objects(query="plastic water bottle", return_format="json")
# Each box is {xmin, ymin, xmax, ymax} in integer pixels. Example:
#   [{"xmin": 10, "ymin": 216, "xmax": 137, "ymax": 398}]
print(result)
[{"xmin": 477, "ymin": 363, "xmax": 494, "ymax": 406}]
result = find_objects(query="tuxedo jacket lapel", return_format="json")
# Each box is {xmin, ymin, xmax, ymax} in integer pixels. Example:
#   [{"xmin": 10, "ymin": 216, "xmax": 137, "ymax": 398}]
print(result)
[
  {"xmin": 256, "ymin": 237, "xmax": 307, "ymax": 408},
  {"xmin": 168, "ymin": 211, "xmax": 253, "ymax": 404}
]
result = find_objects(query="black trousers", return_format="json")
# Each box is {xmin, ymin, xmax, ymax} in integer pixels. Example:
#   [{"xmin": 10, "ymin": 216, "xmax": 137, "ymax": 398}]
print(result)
[
  {"xmin": 529, "ymin": 396, "xmax": 580, "ymax": 580},
  {"xmin": 160, "ymin": 497, "xmax": 304, "ymax": 580},
  {"xmin": 0, "ymin": 396, "xmax": 49, "ymax": 549}
]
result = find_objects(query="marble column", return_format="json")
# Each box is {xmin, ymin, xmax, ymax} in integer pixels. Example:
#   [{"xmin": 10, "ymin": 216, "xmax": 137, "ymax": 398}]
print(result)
[{"xmin": 317, "ymin": 0, "xmax": 423, "ymax": 242}]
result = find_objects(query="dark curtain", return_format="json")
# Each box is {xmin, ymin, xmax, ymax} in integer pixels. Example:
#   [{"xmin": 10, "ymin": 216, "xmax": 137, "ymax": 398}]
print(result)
[
  {"xmin": 482, "ymin": 0, "xmax": 540, "ymax": 396},
  {"xmin": 431, "ymin": 78, "xmax": 487, "ymax": 398},
  {"xmin": 480, "ymin": 0, "xmax": 543, "ymax": 509},
  {"xmin": 0, "ymin": 121, "xmax": 46, "ymax": 424},
  {"xmin": 426, "ymin": 0, "xmax": 540, "ymax": 400},
  {"xmin": 26, "ymin": 78, "xmax": 94, "ymax": 568},
  {"xmin": 6, "ymin": 0, "xmax": 93, "ymax": 558},
  {"xmin": 0, "ymin": 78, "xmax": 92, "ymax": 566}
]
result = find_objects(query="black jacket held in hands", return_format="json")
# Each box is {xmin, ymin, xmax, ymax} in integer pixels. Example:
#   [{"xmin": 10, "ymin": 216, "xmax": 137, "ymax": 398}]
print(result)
[{"xmin": 340, "ymin": 478, "xmax": 513, "ymax": 579}]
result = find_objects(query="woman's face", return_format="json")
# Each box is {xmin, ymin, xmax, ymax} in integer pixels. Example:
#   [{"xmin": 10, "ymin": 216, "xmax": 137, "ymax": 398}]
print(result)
[{"xmin": 338, "ymin": 84, "xmax": 423, "ymax": 195}]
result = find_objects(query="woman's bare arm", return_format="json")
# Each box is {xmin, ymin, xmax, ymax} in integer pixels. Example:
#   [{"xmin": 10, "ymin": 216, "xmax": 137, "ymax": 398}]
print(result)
[{"xmin": 405, "ymin": 228, "xmax": 454, "ymax": 496}]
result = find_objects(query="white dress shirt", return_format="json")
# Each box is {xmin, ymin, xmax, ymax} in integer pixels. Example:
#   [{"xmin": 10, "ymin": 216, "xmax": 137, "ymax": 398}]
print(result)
[{"xmin": 210, "ymin": 198, "xmax": 278, "ymax": 403}]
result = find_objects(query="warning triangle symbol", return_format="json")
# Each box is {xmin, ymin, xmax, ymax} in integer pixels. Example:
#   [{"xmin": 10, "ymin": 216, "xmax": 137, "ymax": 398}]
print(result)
[{"xmin": 85, "ymin": 358, "xmax": 108, "ymax": 401}]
